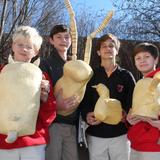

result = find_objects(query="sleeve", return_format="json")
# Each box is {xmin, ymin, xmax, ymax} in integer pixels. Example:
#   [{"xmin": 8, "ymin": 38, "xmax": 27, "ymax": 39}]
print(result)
[
  {"xmin": 38, "ymin": 72, "xmax": 56, "ymax": 127},
  {"xmin": 123, "ymin": 71, "xmax": 136, "ymax": 113}
]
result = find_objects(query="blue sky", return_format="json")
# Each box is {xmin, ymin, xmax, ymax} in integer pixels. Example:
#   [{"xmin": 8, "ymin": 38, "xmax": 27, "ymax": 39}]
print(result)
[{"xmin": 70, "ymin": 0, "xmax": 114, "ymax": 12}]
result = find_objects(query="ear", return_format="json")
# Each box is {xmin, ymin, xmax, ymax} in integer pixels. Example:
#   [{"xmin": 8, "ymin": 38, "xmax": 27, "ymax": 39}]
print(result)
[
  {"xmin": 8, "ymin": 54, "xmax": 14, "ymax": 64},
  {"xmin": 49, "ymin": 37, "xmax": 54, "ymax": 45},
  {"xmin": 33, "ymin": 57, "xmax": 40, "ymax": 67},
  {"xmin": 155, "ymin": 57, "xmax": 159, "ymax": 66},
  {"xmin": 97, "ymin": 51, "xmax": 101, "ymax": 56},
  {"xmin": 11, "ymin": 43, "xmax": 15, "ymax": 55}
]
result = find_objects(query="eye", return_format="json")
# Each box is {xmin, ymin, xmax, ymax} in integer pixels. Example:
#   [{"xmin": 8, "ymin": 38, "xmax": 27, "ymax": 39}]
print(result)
[
  {"xmin": 135, "ymin": 57, "xmax": 141, "ymax": 61},
  {"xmin": 145, "ymin": 55, "xmax": 150, "ymax": 58},
  {"xmin": 26, "ymin": 46, "xmax": 33, "ymax": 50},
  {"xmin": 108, "ymin": 44, "xmax": 114, "ymax": 48},
  {"xmin": 56, "ymin": 35, "xmax": 61, "ymax": 39},
  {"xmin": 101, "ymin": 45, "xmax": 107, "ymax": 49},
  {"xmin": 17, "ymin": 43, "xmax": 23, "ymax": 47},
  {"xmin": 65, "ymin": 36, "xmax": 70, "ymax": 40}
]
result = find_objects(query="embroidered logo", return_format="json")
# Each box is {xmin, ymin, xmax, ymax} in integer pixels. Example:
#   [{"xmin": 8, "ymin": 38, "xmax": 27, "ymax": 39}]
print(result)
[{"xmin": 117, "ymin": 84, "xmax": 124, "ymax": 93}]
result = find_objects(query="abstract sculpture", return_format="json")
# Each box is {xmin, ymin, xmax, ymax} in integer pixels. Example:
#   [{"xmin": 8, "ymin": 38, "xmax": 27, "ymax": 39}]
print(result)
[{"xmin": 54, "ymin": 0, "xmax": 113, "ymax": 116}]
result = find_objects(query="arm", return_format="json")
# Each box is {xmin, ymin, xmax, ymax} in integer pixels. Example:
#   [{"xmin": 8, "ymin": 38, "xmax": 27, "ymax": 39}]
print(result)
[
  {"xmin": 121, "ymin": 72, "xmax": 135, "ymax": 123},
  {"xmin": 38, "ymin": 72, "xmax": 56, "ymax": 127},
  {"xmin": 79, "ymin": 78, "xmax": 100, "ymax": 125},
  {"xmin": 126, "ymin": 108, "xmax": 142, "ymax": 125},
  {"xmin": 122, "ymin": 72, "xmax": 135, "ymax": 114}
]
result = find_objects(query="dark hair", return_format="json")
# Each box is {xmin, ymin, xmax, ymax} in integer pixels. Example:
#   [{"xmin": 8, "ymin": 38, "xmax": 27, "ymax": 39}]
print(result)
[
  {"xmin": 133, "ymin": 42, "xmax": 159, "ymax": 59},
  {"xmin": 96, "ymin": 33, "xmax": 120, "ymax": 52},
  {"xmin": 49, "ymin": 24, "xmax": 70, "ymax": 38}
]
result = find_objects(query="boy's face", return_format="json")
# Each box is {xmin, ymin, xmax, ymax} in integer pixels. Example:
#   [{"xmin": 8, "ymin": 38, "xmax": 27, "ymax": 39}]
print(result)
[
  {"xmin": 49, "ymin": 32, "xmax": 71, "ymax": 54},
  {"xmin": 12, "ymin": 38, "xmax": 37, "ymax": 62},
  {"xmin": 97, "ymin": 38, "xmax": 118, "ymax": 60},
  {"xmin": 134, "ymin": 51, "xmax": 158, "ymax": 75}
]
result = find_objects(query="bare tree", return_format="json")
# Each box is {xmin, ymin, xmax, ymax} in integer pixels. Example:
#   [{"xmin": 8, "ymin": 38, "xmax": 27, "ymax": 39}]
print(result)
[
  {"xmin": 111, "ymin": 0, "xmax": 160, "ymax": 41},
  {"xmin": 0, "ymin": 0, "xmax": 65, "ymax": 63}
]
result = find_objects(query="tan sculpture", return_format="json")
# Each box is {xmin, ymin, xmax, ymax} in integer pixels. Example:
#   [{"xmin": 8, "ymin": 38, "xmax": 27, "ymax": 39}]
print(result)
[
  {"xmin": 55, "ymin": 60, "xmax": 93, "ymax": 116},
  {"xmin": 54, "ymin": 0, "xmax": 113, "ymax": 116},
  {"xmin": 93, "ymin": 83, "xmax": 123, "ymax": 125},
  {"xmin": 0, "ymin": 61, "xmax": 42, "ymax": 143},
  {"xmin": 131, "ymin": 72, "xmax": 160, "ymax": 119}
]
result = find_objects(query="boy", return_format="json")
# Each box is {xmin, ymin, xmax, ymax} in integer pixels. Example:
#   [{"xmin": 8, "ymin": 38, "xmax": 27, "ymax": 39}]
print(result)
[
  {"xmin": 40, "ymin": 24, "xmax": 79, "ymax": 160},
  {"xmin": 0, "ymin": 26, "xmax": 56, "ymax": 160},
  {"xmin": 80, "ymin": 33, "xmax": 135, "ymax": 160},
  {"xmin": 127, "ymin": 42, "xmax": 160, "ymax": 160}
]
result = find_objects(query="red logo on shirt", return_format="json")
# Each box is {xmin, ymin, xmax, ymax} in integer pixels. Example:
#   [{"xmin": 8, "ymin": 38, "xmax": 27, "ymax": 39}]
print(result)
[{"xmin": 117, "ymin": 84, "xmax": 124, "ymax": 93}]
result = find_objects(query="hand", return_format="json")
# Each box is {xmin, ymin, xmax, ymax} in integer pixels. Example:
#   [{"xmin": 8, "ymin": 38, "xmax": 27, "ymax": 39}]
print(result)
[
  {"xmin": 55, "ymin": 88, "xmax": 80, "ymax": 111},
  {"xmin": 40, "ymin": 75, "xmax": 50, "ymax": 102},
  {"xmin": 121, "ymin": 110, "xmax": 127, "ymax": 123},
  {"xmin": 126, "ymin": 109, "xmax": 142, "ymax": 125},
  {"xmin": 86, "ymin": 112, "xmax": 101, "ymax": 125},
  {"xmin": 144, "ymin": 119, "xmax": 160, "ymax": 130}
]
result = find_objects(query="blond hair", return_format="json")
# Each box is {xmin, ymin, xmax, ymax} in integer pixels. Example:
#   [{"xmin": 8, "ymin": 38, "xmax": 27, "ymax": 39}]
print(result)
[{"xmin": 12, "ymin": 26, "xmax": 43, "ymax": 52}]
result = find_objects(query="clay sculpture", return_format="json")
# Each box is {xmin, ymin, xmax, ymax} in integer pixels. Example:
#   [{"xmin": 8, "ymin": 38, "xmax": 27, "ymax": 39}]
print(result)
[
  {"xmin": 131, "ymin": 72, "xmax": 160, "ymax": 119},
  {"xmin": 54, "ymin": 0, "xmax": 113, "ymax": 116},
  {"xmin": 0, "ymin": 60, "xmax": 42, "ymax": 143},
  {"xmin": 93, "ymin": 83, "xmax": 123, "ymax": 125}
]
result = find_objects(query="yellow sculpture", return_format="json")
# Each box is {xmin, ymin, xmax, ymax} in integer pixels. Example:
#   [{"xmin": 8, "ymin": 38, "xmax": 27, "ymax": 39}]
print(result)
[
  {"xmin": 93, "ymin": 83, "xmax": 123, "ymax": 125},
  {"xmin": 54, "ymin": 0, "xmax": 113, "ymax": 116},
  {"xmin": 0, "ymin": 60, "xmax": 42, "ymax": 143},
  {"xmin": 55, "ymin": 60, "xmax": 93, "ymax": 116},
  {"xmin": 131, "ymin": 72, "xmax": 160, "ymax": 119}
]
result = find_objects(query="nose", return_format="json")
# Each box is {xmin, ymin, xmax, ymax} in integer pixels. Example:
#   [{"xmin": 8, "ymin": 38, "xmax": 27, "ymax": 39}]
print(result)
[
  {"xmin": 140, "ymin": 57, "xmax": 146, "ymax": 63},
  {"xmin": 61, "ymin": 37, "xmax": 67, "ymax": 42},
  {"xmin": 23, "ymin": 47, "xmax": 28, "ymax": 51}
]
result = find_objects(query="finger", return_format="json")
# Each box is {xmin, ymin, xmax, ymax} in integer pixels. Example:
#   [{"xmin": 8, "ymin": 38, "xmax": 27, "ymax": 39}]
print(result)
[
  {"xmin": 40, "ymin": 91, "xmax": 48, "ymax": 102},
  {"xmin": 42, "ymin": 82, "xmax": 50, "ymax": 92},
  {"xmin": 92, "ymin": 120, "xmax": 101, "ymax": 125},
  {"xmin": 42, "ymin": 74, "xmax": 46, "ymax": 80}
]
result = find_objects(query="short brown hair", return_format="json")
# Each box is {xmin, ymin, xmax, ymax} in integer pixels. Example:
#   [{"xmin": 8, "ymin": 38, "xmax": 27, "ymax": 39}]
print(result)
[
  {"xmin": 96, "ymin": 33, "xmax": 120, "ymax": 51},
  {"xmin": 133, "ymin": 42, "xmax": 159, "ymax": 59},
  {"xmin": 49, "ymin": 24, "xmax": 70, "ymax": 38}
]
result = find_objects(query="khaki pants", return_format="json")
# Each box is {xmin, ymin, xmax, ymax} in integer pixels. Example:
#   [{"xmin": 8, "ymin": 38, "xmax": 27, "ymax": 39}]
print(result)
[
  {"xmin": 88, "ymin": 134, "xmax": 130, "ymax": 160},
  {"xmin": 0, "ymin": 145, "xmax": 46, "ymax": 160},
  {"xmin": 45, "ymin": 123, "xmax": 79, "ymax": 160},
  {"xmin": 130, "ymin": 148, "xmax": 160, "ymax": 160}
]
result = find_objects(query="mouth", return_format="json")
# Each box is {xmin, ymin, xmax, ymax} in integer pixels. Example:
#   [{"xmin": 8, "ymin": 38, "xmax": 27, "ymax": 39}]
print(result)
[
  {"xmin": 60, "ymin": 44, "xmax": 67, "ymax": 47},
  {"xmin": 20, "ymin": 53, "xmax": 28, "ymax": 57},
  {"xmin": 140, "ymin": 64, "xmax": 148, "ymax": 67},
  {"xmin": 105, "ymin": 52, "xmax": 112, "ymax": 55}
]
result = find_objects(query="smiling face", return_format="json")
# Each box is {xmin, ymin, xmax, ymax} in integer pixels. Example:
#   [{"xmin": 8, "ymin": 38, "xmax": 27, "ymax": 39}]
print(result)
[
  {"xmin": 50, "ymin": 32, "xmax": 71, "ymax": 54},
  {"xmin": 12, "ymin": 37, "xmax": 37, "ymax": 62},
  {"xmin": 98, "ymin": 38, "xmax": 118, "ymax": 60},
  {"xmin": 134, "ymin": 51, "xmax": 158, "ymax": 76}
]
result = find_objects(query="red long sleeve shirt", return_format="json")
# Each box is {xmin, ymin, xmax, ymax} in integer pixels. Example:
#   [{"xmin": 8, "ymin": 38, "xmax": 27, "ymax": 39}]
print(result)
[
  {"xmin": 0, "ymin": 68, "xmax": 56, "ymax": 149},
  {"xmin": 127, "ymin": 68, "xmax": 160, "ymax": 152}
]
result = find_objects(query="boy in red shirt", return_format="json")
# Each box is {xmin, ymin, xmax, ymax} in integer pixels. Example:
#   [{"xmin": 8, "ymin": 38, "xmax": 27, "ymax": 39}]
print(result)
[
  {"xmin": 0, "ymin": 26, "xmax": 56, "ymax": 160},
  {"xmin": 127, "ymin": 42, "xmax": 160, "ymax": 160}
]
